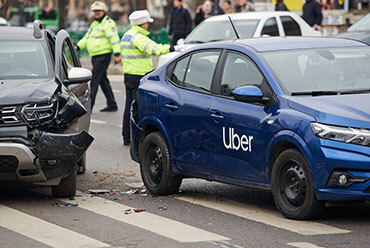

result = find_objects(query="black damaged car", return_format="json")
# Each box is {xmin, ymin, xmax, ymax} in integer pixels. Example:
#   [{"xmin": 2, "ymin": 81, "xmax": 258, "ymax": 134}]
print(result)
[{"xmin": 0, "ymin": 21, "xmax": 93, "ymax": 197}]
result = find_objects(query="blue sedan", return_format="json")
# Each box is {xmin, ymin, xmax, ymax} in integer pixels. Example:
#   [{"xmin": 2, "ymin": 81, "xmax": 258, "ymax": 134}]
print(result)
[{"xmin": 130, "ymin": 37, "xmax": 370, "ymax": 220}]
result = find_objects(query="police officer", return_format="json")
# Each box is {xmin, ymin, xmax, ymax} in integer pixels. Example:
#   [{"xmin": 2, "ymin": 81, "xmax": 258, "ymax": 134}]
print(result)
[
  {"xmin": 121, "ymin": 10, "xmax": 175, "ymax": 145},
  {"xmin": 76, "ymin": 1, "xmax": 120, "ymax": 112}
]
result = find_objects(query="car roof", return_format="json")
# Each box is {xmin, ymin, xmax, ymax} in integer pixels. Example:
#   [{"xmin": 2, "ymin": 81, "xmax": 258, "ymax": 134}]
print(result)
[
  {"xmin": 233, "ymin": 37, "xmax": 368, "ymax": 52},
  {"xmin": 204, "ymin": 11, "xmax": 295, "ymax": 22},
  {"xmin": 0, "ymin": 26, "xmax": 44, "ymax": 40}
]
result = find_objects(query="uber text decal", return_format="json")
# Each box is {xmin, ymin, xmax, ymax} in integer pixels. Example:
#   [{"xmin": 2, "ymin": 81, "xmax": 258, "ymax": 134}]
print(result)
[{"xmin": 223, "ymin": 127, "xmax": 253, "ymax": 152}]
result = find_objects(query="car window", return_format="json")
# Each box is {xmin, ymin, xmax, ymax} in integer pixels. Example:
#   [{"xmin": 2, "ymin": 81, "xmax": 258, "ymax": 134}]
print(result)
[
  {"xmin": 185, "ymin": 21, "xmax": 237, "ymax": 44},
  {"xmin": 261, "ymin": 17, "xmax": 279, "ymax": 37},
  {"xmin": 220, "ymin": 52, "xmax": 264, "ymax": 97},
  {"xmin": 262, "ymin": 47, "xmax": 370, "ymax": 94},
  {"xmin": 183, "ymin": 51, "xmax": 220, "ymax": 93},
  {"xmin": 62, "ymin": 41, "xmax": 79, "ymax": 79},
  {"xmin": 0, "ymin": 41, "xmax": 50, "ymax": 79},
  {"xmin": 232, "ymin": 19, "xmax": 260, "ymax": 38},
  {"xmin": 281, "ymin": 16, "xmax": 301, "ymax": 36},
  {"xmin": 347, "ymin": 13, "xmax": 370, "ymax": 32},
  {"xmin": 171, "ymin": 56, "xmax": 190, "ymax": 86}
]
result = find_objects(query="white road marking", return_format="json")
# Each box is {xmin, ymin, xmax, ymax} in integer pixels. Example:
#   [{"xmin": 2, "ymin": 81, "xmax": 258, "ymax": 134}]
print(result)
[
  {"xmin": 91, "ymin": 119, "xmax": 107, "ymax": 124},
  {"xmin": 112, "ymin": 89, "xmax": 121, "ymax": 93},
  {"xmin": 0, "ymin": 204, "xmax": 110, "ymax": 248},
  {"xmin": 63, "ymin": 193, "xmax": 229, "ymax": 243},
  {"xmin": 288, "ymin": 242, "xmax": 326, "ymax": 248},
  {"xmin": 209, "ymin": 241, "xmax": 244, "ymax": 248},
  {"xmin": 176, "ymin": 195, "xmax": 350, "ymax": 236}
]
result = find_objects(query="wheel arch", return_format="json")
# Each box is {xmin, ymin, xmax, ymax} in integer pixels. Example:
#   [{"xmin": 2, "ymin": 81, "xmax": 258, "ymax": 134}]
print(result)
[
  {"xmin": 266, "ymin": 130, "xmax": 318, "ymax": 188},
  {"xmin": 138, "ymin": 115, "xmax": 173, "ymax": 161}
]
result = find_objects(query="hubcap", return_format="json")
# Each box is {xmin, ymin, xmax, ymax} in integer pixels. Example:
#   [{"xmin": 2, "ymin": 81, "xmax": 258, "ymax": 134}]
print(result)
[
  {"xmin": 146, "ymin": 144, "xmax": 163, "ymax": 186},
  {"xmin": 280, "ymin": 163, "xmax": 307, "ymax": 208}
]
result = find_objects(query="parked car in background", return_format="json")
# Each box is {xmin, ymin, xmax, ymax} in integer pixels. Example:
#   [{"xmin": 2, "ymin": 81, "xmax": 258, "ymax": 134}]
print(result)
[
  {"xmin": 0, "ymin": 17, "xmax": 9, "ymax": 26},
  {"xmin": 131, "ymin": 37, "xmax": 370, "ymax": 220},
  {"xmin": 0, "ymin": 21, "xmax": 93, "ymax": 197},
  {"xmin": 157, "ymin": 11, "xmax": 321, "ymax": 67},
  {"xmin": 337, "ymin": 13, "xmax": 370, "ymax": 45},
  {"xmin": 66, "ymin": 20, "xmax": 89, "ymax": 33}
]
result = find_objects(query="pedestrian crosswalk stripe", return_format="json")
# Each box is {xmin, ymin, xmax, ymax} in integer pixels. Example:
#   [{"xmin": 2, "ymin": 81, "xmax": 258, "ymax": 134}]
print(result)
[
  {"xmin": 63, "ymin": 193, "xmax": 230, "ymax": 243},
  {"xmin": 0, "ymin": 204, "xmax": 110, "ymax": 248},
  {"xmin": 91, "ymin": 119, "xmax": 107, "ymax": 124},
  {"xmin": 288, "ymin": 242, "xmax": 326, "ymax": 248},
  {"xmin": 175, "ymin": 194, "xmax": 350, "ymax": 235}
]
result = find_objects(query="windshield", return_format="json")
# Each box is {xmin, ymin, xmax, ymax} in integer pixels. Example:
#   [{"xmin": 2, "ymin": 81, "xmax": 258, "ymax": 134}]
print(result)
[
  {"xmin": 263, "ymin": 47, "xmax": 370, "ymax": 94},
  {"xmin": 0, "ymin": 41, "xmax": 50, "ymax": 79},
  {"xmin": 185, "ymin": 19, "xmax": 258, "ymax": 44},
  {"xmin": 347, "ymin": 13, "xmax": 370, "ymax": 32}
]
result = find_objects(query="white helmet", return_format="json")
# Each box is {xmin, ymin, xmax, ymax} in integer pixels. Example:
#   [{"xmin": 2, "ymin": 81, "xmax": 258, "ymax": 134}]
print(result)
[
  {"xmin": 129, "ymin": 10, "xmax": 154, "ymax": 25},
  {"xmin": 90, "ymin": 1, "xmax": 107, "ymax": 11}
]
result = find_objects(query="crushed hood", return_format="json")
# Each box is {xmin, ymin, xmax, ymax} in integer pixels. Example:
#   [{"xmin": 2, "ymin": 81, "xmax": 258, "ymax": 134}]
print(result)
[
  {"xmin": 0, "ymin": 78, "xmax": 58, "ymax": 105},
  {"xmin": 288, "ymin": 94, "xmax": 370, "ymax": 129}
]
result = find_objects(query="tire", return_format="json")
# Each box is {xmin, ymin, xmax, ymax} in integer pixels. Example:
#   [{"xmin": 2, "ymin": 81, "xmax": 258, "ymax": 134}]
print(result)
[
  {"xmin": 51, "ymin": 170, "xmax": 77, "ymax": 198},
  {"xmin": 271, "ymin": 149, "xmax": 325, "ymax": 220},
  {"xmin": 77, "ymin": 154, "xmax": 86, "ymax": 174},
  {"xmin": 140, "ymin": 132, "xmax": 182, "ymax": 195}
]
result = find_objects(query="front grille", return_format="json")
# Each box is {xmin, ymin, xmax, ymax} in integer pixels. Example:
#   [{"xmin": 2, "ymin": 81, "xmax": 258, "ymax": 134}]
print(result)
[
  {"xmin": 0, "ymin": 105, "xmax": 23, "ymax": 126},
  {"xmin": 0, "ymin": 156, "xmax": 19, "ymax": 172}
]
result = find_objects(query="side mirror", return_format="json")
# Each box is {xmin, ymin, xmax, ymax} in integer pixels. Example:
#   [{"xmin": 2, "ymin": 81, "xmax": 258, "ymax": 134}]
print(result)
[
  {"xmin": 65, "ymin": 67, "xmax": 92, "ymax": 84},
  {"xmin": 232, "ymin": 86, "xmax": 269, "ymax": 104},
  {"xmin": 177, "ymin": 38, "xmax": 185, "ymax": 45}
]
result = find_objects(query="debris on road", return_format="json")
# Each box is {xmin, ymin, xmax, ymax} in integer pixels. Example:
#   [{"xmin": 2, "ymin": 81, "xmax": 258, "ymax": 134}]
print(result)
[
  {"xmin": 123, "ymin": 208, "xmax": 145, "ymax": 214},
  {"xmin": 88, "ymin": 189, "xmax": 111, "ymax": 194},
  {"xmin": 51, "ymin": 203, "xmax": 79, "ymax": 207},
  {"xmin": 158, "ymin": 206, "xmax": 167, "ymax": 211}
]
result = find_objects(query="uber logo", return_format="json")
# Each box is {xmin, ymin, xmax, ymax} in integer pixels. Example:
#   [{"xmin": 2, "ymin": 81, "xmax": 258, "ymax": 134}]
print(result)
[{"xmin": 223, "ymin": 127, "xmax": 253, "ymax": 152}]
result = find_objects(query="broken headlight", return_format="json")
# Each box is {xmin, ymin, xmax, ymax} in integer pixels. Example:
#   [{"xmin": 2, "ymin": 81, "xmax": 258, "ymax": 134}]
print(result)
[
  {"xmin": 21, "ymin": 99, "xmax": 58, "ymax": 125},
  {"xmin": 311, "ymin": 122, "xmax": 370, "ymax": 147}
]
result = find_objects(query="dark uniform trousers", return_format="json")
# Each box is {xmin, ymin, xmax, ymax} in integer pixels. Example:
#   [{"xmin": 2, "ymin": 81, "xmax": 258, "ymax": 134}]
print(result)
[
  {"xmin": 122, "ymin": 73, "xmax": 143, "ymax": 144},
  {"xmin": 90, "ymin": 53, "xmax": 118, "ymax": 110}
]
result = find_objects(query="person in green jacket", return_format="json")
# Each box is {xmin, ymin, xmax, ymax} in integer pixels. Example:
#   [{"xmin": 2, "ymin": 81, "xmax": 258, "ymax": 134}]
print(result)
[
  {"xmin": 121, "ymin": 10, "xmax": 175, "ymax": 145},
  {"xmin": 76, "ymin": 1, "xmax": 120, "ymax": 112}
]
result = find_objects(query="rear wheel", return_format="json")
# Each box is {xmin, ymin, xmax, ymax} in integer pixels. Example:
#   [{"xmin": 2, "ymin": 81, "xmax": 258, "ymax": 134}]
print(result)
[
  {"xmin": 51, "ymin": 170, "xmax": 77, "ymax": 198},
  {"xmin": 271, "ymin": 149, "xmax": 325, "ymax": 220},
  {"xmin": 140, "ymin": 132, "xmax": 182, "ymax": 195}
]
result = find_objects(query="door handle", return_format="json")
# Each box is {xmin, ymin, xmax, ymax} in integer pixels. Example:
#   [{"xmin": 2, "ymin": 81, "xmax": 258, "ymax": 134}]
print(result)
[
  {"xmin": 211, "ymin": 113, "xmax": 224, "ymax": 121},
  {"xmin": 165, "ymin": 103, "xmax": 178, "ymax": 111}
]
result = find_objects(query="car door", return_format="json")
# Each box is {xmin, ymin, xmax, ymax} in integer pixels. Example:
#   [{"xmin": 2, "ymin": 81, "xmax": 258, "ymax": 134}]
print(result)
[
  {"xmin": 55, "ymin": 30, "xmax": 91, "ymax": 131},
  {"xmin": 208, "ymin": 50, "xmax": 276, "ymax": 182},
  {"xmin": 162, "ymin": 50, "xmax": 221, "ymax": 174}
]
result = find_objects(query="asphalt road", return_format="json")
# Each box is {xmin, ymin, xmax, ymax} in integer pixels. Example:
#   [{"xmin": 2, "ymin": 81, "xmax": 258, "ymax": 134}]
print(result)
[{"xmin": 0, "ymin": 75, "xmax": 369, "ymax": 248}]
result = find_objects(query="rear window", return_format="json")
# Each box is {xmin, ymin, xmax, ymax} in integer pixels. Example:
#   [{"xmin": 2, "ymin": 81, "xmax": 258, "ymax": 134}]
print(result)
[{"xmin": 0, "ymin": 41, "xmax": 51, "ymax": 79}]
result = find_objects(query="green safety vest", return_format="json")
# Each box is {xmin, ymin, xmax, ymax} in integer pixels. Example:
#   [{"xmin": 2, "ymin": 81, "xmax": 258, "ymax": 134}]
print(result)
[
  {"xmin": 121, "ymin": 25, "xmax": 170, "ymax": 75},
  {"xmin": 77, "ymin": 16, "xmax": 120, "ymax": 57}
]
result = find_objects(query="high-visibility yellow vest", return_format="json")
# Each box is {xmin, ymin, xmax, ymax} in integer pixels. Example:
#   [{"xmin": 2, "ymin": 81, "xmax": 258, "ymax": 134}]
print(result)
[
  {"xmin": 121, "ymin": 25, "xmax": 170, "ymax": 75},
  {"xmin": 77, "ymin": 16, "xmax": 120, "ymax": 57}
]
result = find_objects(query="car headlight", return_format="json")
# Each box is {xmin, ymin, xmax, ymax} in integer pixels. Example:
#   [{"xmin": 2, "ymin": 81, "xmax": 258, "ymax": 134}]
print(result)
[
  {"xmin": 21, "ymin": 99, "xmax": 58, "ymax": 124},
  {"xmin": 311, "ymin": 122, "xmax": 370, "ymax": 147}
]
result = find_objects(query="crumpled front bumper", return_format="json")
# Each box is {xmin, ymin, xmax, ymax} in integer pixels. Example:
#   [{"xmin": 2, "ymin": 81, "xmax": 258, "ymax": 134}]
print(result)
[{"xmin": 0, "ymin": 130, "xmax": 93, "ymax": 184}]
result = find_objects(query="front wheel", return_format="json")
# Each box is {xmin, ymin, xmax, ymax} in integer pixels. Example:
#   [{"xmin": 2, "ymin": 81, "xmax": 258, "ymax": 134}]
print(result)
[
  {"xmin": 140, "ymin": 132, "xmax": 182, "ymax": 195},
  {"xmin": 271, "ymin": 149, "xmax": 325, "ymax": 220},
  {"xmin": 51, "ymin": 170, "xmax": 77, "ymax": 198}
]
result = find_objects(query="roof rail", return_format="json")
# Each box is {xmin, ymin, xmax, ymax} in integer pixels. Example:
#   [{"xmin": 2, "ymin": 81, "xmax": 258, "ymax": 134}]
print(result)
[{"xmin": 33, "ymin": 20, "xmax": 44, "ymax": 39}]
